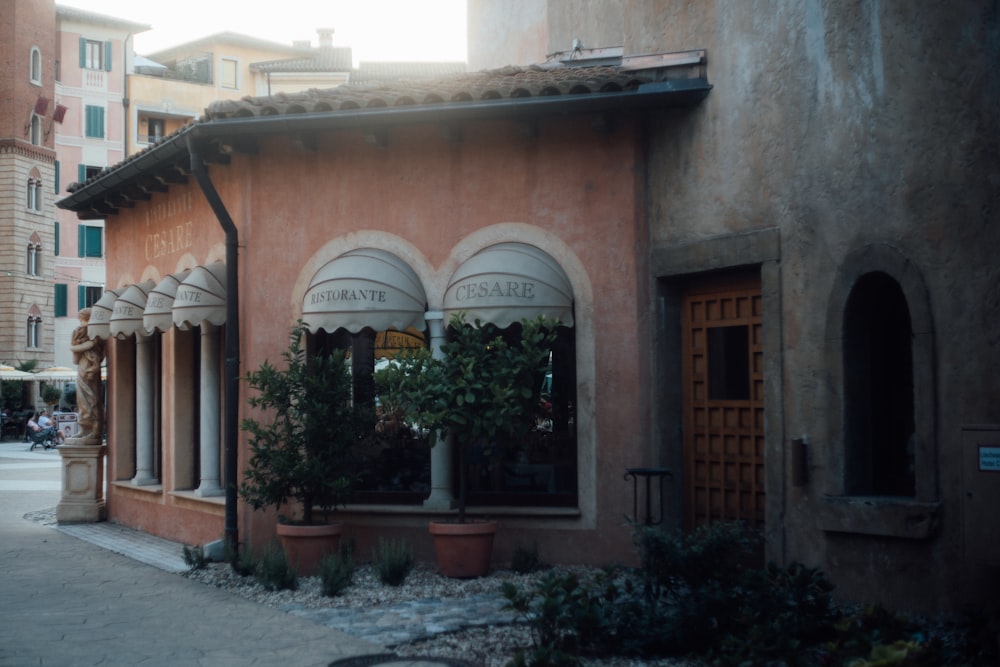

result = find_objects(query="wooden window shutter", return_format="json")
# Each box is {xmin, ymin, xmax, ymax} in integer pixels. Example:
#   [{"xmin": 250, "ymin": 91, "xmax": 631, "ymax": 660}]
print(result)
[
  {"xmin": 55, "ymin": 284, "xmax": 68, "ymax": 317},
  {"xmin": 104, "ymin": 41, "xmax": 112, "ymax": 71}
]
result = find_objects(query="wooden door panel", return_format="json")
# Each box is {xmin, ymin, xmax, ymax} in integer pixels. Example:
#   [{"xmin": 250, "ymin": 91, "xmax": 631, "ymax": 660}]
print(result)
[{"xmin": 682, "ymin": 282, "xmax": 764, "ymax": 530}]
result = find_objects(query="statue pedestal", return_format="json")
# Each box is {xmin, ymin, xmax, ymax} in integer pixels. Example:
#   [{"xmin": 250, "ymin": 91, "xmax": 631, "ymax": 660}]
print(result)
[{"xmin": 56, "ymin": 442, "xmax": 107, "ymax": 523}]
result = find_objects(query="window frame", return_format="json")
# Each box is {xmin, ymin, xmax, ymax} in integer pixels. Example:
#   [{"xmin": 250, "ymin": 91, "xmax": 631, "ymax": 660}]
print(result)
[
  {"xmin": 30, "ymin": 46, "xmax": 42, "ymax": 84},
  {"xmin": 84, "ymin": 105, "xmax": 105, "ymax": 139},
  {"xmin": 26, "ymin": 317, "xmax": 41, "ymax": 348},
  {"xmin": 820, "ymin": 243, "xmax": 940, "ymax": 538},
  {"xmin": 79, "ymin": 38, "xmax": 111, "ymax": 71},
  {"xmin": 26, "ymin": 178, "xmax": 42, "ymax": 211},
  {"xmin": 219, "ymin": 57, "xmax": 239, "ymax": 89},
  {"xmin": 78, "ymin": 224, "xmax": 103, "ymax": 259},
  {"xmin": 26, "ymin": 243, "xmax": 40, "ymax": 277},
  {"xmin": 54, "ymin": 284, "xmax": 68, "ymax": 317}
]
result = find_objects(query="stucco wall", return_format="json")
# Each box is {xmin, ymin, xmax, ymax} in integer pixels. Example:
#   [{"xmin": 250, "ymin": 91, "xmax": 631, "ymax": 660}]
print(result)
[
  {"xmin": 103, "ymin": 112, "xmax": 658, "ymax": 567},
  {"xmin": 635, "ymin": 1, "xmax": 1000, "ymax": 610}
]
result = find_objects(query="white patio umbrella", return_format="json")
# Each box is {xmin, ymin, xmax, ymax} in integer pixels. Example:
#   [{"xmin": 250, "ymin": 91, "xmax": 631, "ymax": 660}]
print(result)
[
  {"xmin": 0, "ymin": 365, "xmax": 33, "ymax": 381},
  {"xmin": 31, "ymin": 366, "xmax": 77, "ymax": 381}
]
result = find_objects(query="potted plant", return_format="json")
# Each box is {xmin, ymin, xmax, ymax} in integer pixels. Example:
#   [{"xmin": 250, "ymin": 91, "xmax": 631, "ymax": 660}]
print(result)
[
  {"xmin": 385, "ymin": 312, "xmax": 557, "ymax": 576},
  {"xmin": 41, "ymin": 384, "xmax": 62, "ymax": 413},
  {"xmin": 239, "ymin": 321, "xmax": 363, "ymax": 575}
]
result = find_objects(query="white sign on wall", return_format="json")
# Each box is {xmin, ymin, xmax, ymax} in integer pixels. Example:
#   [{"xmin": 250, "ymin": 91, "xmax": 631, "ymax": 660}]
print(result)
[{"xmin": 978, "ymin": 446, "xmax": 1000, "ymax": 472}]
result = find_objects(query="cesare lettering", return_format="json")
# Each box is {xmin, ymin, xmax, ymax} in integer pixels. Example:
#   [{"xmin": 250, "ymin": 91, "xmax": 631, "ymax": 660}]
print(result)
[
  {"xmin": 310, "ymin": 288, "xmax": 387, "ymax": 304},
  {"xmin": 145, "ymin": 221, "xmax": 194, "ymax": 261},
  {"xmin": 454, "ymin": 280, "xmax": 536, "ymax": 301}
]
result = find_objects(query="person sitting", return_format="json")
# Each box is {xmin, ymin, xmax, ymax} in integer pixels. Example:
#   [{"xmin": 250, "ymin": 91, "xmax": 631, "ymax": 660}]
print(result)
[
  {"xmin": 27, "ymin": 410, "xmax": 61, "ymax": 447},
  {"xmin": 37, "ymin": 409, "xmax": 64, "ymax": 444}
]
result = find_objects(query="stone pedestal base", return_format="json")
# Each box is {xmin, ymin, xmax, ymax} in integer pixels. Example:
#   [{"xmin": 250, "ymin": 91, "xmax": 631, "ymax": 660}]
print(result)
[{"xmin": 56, "ymin": 443, "xmax": 107, "ymax": 524}]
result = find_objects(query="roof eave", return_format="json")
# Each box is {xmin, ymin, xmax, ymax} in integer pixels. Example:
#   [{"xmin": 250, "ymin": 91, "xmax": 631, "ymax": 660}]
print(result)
[{"xmin": 56, "ymin": 77, "xmax": 711, "ymax": 214}]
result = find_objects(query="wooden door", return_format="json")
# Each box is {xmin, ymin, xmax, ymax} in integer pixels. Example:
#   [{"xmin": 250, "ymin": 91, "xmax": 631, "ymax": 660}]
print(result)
[{"xmin": 681, "ymin": 278, "xmax": 764, "ymax": 529}]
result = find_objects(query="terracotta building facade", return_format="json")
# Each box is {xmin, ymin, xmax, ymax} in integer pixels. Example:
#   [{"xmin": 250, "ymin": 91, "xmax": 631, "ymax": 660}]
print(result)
[
  {"xmin": 59, "ymin": 60, "xmax": 711, "ymax": 571},
  {"xmin": 59, "ymin": 0, "xmax": 1000, "ymax": 614}
]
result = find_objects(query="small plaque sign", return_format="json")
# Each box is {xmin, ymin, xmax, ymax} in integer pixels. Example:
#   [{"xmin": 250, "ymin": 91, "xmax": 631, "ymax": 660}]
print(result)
[{"xmin": 979, "ymin": 446, "xmax": 1000, "ymax": 472}]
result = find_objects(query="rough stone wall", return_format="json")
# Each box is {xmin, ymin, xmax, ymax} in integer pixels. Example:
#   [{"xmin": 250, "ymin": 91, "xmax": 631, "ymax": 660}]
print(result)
[{"xmin": 634, "ymin": 1, "xmax": 1000, "ymax": 611}]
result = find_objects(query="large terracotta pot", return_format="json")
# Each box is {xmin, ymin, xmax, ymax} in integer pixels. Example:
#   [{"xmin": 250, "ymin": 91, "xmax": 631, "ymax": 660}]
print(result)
[
  {"xmin": 275, "ymin": 521, "xmax": 343, "ymax": 576},
  {"xmin": 428, "ymin": 520, "xmax": 498, "ymax": 578}
]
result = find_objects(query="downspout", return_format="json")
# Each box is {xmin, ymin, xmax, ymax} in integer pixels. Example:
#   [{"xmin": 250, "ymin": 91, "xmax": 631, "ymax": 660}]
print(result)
[{"xmin": 186, "ymin": 135, "xmax": 240, "ymax": 553}]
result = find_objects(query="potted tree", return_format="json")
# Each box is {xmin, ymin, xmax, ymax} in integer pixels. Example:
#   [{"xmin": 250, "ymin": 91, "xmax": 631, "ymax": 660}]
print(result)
[
  {"xmin": 239, "ymin": 321, "xmax": 363, "ymax": 575},
  {"xmin": 385, "ymin": 312, "xmax": 557, "ymax": 576}
]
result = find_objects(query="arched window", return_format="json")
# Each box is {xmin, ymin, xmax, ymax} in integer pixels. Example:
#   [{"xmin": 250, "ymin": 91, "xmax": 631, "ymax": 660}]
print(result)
[
  {"xmin": 29, "ymin": 114, "xmax": 41, "ymax": 146},
  {"xmin": 26, "ymin": 177, "xmax": 42, "ymax": 211},
  {"xmin": 26, "ymin": 243, "xmax": 41, "ymax": 277},
  {"xmin": 27, "ymin": 316, "xmax": 41, "ymax": 348},
  {"xmin": 842, "ymin": 272, "xmax": 915, "ymax": 496},
  {"xmin": 30, "ymin": 47, "xmax": 42, "ymax": 84}
]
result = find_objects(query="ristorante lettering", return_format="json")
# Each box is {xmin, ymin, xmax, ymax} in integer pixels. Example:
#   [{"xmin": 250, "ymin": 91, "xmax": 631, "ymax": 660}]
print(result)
[
  {"xmin": 175, "ymin": 289, "xmax": 202, "ymax": 303},
  {"xmin": 454, "ymin": 280, "xmax": 536, "ymax": 301},
  {"xmin": 310, "ymin": 288, "xmax": 387, "ymax": 304}
]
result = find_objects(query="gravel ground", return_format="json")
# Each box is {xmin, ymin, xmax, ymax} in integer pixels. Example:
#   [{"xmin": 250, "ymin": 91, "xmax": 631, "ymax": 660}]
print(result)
[{"xmin": 184, "ymin": 561, "xmax": 701, "ymax": 667}]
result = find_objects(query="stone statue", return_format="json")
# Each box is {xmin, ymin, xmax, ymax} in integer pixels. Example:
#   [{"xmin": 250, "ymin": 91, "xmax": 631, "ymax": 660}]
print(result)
[{"xmin": 69, "ymin": 308, "xmax": 106, "ymax": 442}]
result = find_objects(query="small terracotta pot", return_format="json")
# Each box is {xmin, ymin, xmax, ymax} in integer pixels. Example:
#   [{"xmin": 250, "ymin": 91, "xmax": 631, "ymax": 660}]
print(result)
[
  {"xmin": 428, "ymin": 520, "xmax": 498, "ymax": 578},
  {"xmin": 275, "ymin": 521, "xmax": 343, "ymax": 576}
]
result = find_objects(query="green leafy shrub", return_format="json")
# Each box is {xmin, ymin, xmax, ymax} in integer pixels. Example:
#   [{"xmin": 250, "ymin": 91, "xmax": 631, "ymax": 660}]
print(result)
[
  {"xmin": 372, "ymin": 537, "xmax": 414, "ymax": 587},
  {"xmin": 227, "ymin": 540, "xmax": 255, "ymax": 577},
  {"xmin": 239, "ymin": 321, "xmax": 363, "ymax": 525},
  {"xmin": 182, "ymin": 544, "xmax": 208, "ymax": 570},
  {"xmin": 713, "ymin": 561, "xmax": 836, "ymax": 666},
  {"xmin": 40, "ymin": 383, "xmax": 62, "ymax": 409},
  {"xmin": 382, "ymin": 313, "xmax": 557, "ymax": 522},
  {"xmin": 254, "ymin": 541, "xmax": 298, "ymax": 591},
  {"xmin": 511, "ymin": 542, "xmax": 543, "ymax": 574},
  {"xmin": 319, "ymin": 546, "xmax": 355, "ymax": 597}
]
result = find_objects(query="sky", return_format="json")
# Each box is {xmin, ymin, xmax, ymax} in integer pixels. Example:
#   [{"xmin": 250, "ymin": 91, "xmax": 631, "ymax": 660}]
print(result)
[{"xmin": 60, "ymin": 0, "xmax": 468, "ymax": 64}]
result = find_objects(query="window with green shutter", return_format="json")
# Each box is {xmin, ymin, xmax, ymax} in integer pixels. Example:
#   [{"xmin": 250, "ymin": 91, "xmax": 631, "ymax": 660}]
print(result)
[
  {"xmin": 55, "ymin": 284, "xmax": 68, "ymax": 317},
  {"xmin": 78, "ymin": 225, "xmax": 103, "ymax": 258},
  {"xmin": 54, "ymin": 161, "xmax": 60, "ymax": 194},
  {"xmin": 79, "ymin": 38, "xmax": 108, "ymax": 70},
  {"xmin": 85, "ymin": 106, "xmax": 105, "ymax": 138},
  {"xmin": 54, "ymin": 222, "xmax": 59, "ymax": 255}
]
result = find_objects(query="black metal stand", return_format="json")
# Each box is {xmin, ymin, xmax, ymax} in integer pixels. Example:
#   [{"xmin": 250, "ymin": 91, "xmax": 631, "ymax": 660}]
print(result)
[{"xmin": 624, "ymin": 467, "xmax": 673, "ymax": 525}]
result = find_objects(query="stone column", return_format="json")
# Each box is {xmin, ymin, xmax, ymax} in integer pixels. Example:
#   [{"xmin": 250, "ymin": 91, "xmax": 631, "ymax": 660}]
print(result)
[
  {"xmin": 57, "ymin": 444, "xmax": 107, "ymax": 523},
  {"xmin": 132, "ymin": 335, "xmax": 157, "ymax": 485},
  {"xmin": 422, "ymin": 310, "xmax": 455, "ymax": 509},
  {"xmin": 195, "ymin": 324, "xmax": 223, "ymax": 497}
]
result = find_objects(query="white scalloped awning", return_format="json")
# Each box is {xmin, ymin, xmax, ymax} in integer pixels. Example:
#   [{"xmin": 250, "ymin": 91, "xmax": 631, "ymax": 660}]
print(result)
[
  {"xmin": 109, "ymin": 280, "xmax": 157, "ymax": 339},
  {"xmin": 142, "ymin": 270, "xmax": 191, "ymax": 334},
  {"xmin": 87, "ymin": 288, "xmax": 123, "ymax": 340},
  {"xmin": 172, "ymin": 262, "xmax": 227, "ymax": 330},
  {"xmin": 443, "ymin": 243, "xmax": 574, "ymax": 328},
  {"xmin": 302, "ymin": 248, "xmax": 427, "ymax": 334}
]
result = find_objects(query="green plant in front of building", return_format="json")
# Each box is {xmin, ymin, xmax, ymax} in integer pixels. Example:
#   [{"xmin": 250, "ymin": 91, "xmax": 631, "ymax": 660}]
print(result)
[
  {"xmin": 319, "ymin": 543, "xmax": 356, "ymax": 597},
  {"xmin": 500, "ymin": 520, "xmax": 991, "ymax": 666},
  {"xmin": 510, "ymin": 541, "xmax": 544, "ymax": 574},
  {"xmin": 239, "ymin": 321, "xmax": 364, "ymax": 526},
  {"xmin": 40, "ymin": 384, "xmax": 62, "ymax": 411},
  {"xmin": 254, "ymin": 541, "xmax": 298, "ymax": 591},
  {"xmin": 182, "ymin": 544, "xmax": 208, "ymax": 571},
  {"xmin": 371, "ymin": 537, "xmax": 415, "ymax": 587},
  {"xmin": 382, "ymin": 312, "xmax": 557, "ymax": 522}
]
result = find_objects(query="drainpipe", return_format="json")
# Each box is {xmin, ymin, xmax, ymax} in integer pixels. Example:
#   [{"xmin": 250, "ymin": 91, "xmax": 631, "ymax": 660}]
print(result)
[{"xmin": 186, "ymin": 135, "xmax": 240, "ymax": 553}]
